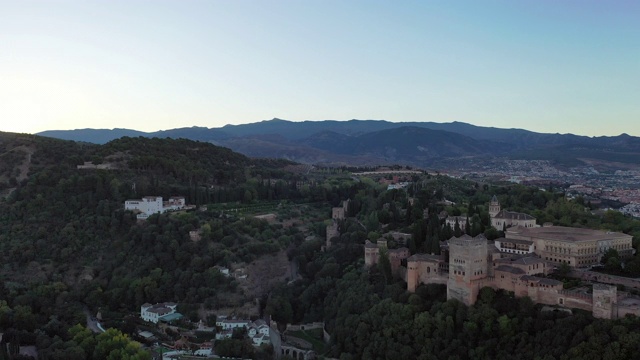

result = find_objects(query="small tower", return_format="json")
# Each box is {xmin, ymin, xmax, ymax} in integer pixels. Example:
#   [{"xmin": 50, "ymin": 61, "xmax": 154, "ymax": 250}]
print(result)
[
  {"xmin": 364, "ymin": 240, "xmax": 379, "ymax": 267},
  {"xmin": 489, "ymin": 195, "xmax": 501, "ymax": 219},
  {"xmin": 407, "ymin": 256, "xmax": 420, "ymax": 292},
  {"xmin": 592, "ymin": 284, "xmax": 617, "ymax": 319},
  {"xmin": 325, "ymin": 221, "xmax": 339, "ymax": 250}
]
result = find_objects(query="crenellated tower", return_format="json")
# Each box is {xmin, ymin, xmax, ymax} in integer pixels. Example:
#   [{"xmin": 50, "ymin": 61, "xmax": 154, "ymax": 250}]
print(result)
[{"xmin": 447, "ymin": 234, "xmax": 489, "ymax": 305}]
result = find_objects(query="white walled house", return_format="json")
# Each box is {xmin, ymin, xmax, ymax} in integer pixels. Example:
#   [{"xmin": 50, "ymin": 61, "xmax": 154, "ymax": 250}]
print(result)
[
  {"xmin": 251, "ymin": 333, "xmax": 270, "ymax": 346},
  {"xmin": 165, "ymin": 197, "xmax": 186, "ymax": 211},
  {"xmin": 125, "ymin": 197, "xmax": 163, "ymax": 219},
  {"xmin": 140, "ymin": 302, "xmax": 178, "ymax": 324},
  {"xmin": 247, "ymin": 320, "xmax": 270, "ymax": 337},
  {"xmin": 216, "ymin": 319, "xmax": 250, "ymax": 330},
  {"xmin": 194, "ymin": 342, "xmax": 213, "ymax": 356},
  {"xmin": 248, "ymin": 320, "xmax": 270, "ymax": 346},
  {"xmin": 215, "ymin": 318, "xmax": 271, "ymax": 346},
  {"xmin": 125, "ymin": 196, "xmax": 188, "ymax": 219},
  {"xmin": 494, "ymin": 238, "xmax": 535, "ymax": 255},
  {"xmin": 445, "ymin": 216, "xmax": 468, "ymax": 232},
  {"xmin": 215, "ymin": 330, "xmax": 233, "ymax": 340}
]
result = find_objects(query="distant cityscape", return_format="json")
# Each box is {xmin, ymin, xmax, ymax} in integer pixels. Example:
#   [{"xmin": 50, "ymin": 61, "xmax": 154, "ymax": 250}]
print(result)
[{"xmin": 444, "ymin": 159, "xmax": 640, "ymax": 218}]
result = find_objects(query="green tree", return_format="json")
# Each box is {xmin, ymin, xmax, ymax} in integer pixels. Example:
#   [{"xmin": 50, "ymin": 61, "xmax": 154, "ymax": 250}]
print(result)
[
  {"xmin": 93, "ymin": 328, "xmax": 151, "ymax": 360},
  {"xmin": 557, "ymin": 262, "xmax": 571, "ymax": 277},
  {"xmin": 378, "ymin": 248, "xmax": 393, "ymax": 284}
]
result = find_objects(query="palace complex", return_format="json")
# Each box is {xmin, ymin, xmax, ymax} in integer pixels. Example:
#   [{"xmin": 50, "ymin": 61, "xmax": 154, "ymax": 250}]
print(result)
[{"xmin": 364, "ymin": 196, "xmax": 638, "ymax": 319}]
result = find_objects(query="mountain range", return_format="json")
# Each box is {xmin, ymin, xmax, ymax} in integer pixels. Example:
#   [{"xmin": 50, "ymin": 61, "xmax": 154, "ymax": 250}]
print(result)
[{"xmin": 38, "ymin": 119, "xmax": 640, "ymax": 169}]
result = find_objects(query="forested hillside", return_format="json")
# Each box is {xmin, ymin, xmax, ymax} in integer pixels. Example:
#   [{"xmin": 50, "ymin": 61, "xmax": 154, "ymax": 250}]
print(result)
[
  {"xmin": 0, "ymin": 133, "xmax": 359, "ymax": 359},
  {"xmin": 266, "ymin": 176, "xmax": 640, "ymax": 359},
  {"xmin": 3, "ymin": 131, "xmax": 640, "ymax": 359}
]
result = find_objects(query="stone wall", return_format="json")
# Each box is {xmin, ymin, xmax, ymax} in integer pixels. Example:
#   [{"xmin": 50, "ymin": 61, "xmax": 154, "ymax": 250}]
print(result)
[
  {"xmin": 558, "ymin": 291, "xmax": 593, "ymax": 312},
  {"xmin": 571, "ymin": 270, "xmax": 640, "ymax": 291},
  {"xmin": 285, "ymin": 322, "xmax": 324, "ymax": 332},
  {"xmin": 616, "ymin": 304, "xmax": 640, "ymax": 318}
]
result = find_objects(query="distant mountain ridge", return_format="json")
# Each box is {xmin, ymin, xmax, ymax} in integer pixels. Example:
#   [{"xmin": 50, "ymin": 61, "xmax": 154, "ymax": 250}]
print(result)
[{"xmin": 37, "ymin": 119, "xmax": 640, "ymax": 168}]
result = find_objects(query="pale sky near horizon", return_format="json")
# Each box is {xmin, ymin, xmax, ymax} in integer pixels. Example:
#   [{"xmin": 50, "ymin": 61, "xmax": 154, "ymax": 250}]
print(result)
[{"xmin": 1, "ymin": 1, "xmax": 639, "ymax": 136}]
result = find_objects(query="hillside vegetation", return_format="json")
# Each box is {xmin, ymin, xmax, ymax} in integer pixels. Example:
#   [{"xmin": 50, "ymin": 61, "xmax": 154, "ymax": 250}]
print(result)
[
  {"xmin": 3, "ymin": 132, "xmax": 640, "ymax": 359},
  {"xmin": 0, "ymin": 133, "xmax": 353, "ymax": 358}
]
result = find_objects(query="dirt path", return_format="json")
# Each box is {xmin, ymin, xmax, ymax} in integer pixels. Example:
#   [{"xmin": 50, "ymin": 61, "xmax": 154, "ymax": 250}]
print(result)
[{"xmin": 14, "ymin": 145, "xmax": 34, "ymax": 182}]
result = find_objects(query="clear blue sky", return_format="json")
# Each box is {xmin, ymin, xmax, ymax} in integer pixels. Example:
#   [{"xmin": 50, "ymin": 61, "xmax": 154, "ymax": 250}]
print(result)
[{"xmin": 1, "ymin": 0, "xmax": 638, "ymax": 136}]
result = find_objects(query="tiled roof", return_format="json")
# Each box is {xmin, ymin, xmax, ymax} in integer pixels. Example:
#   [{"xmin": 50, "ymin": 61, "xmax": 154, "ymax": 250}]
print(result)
[
  {"xmin": 494, "ymin": 265, "xmax": 526, "ymax": 275},
  {"xmin": 389, "ymin": 247, "xmax": 409, "ymax": 255},
  {"xmin": 364, "ymin": 241, "xmax": 378, "ymax": 249},
  {"xmin": 496, "ymin": 256, "xmax": 543, "ymax": 266},
  {"xmin": 495, "ymin": 237, "xmax": 533, "ymax": 245},
  {"xmin": 495, "ymin": 210, "xmax": 536, "ymax": 221},
  {"xmin": 520, "ymin": 275, "xmax": 562, "ymax": 286},
  {"xmin": 507, "ymin": 225, "xmax": 630, "ymax": 242},
  {"xmin": 408, "ymin": 254, "xmax": 443, "ymax": 262}
]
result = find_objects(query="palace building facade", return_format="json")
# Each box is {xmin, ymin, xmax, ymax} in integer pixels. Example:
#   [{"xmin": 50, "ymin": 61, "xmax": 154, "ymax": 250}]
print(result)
[{"xmin": 366, "ymin": 225, "xmax": 638, "ymax": 319}]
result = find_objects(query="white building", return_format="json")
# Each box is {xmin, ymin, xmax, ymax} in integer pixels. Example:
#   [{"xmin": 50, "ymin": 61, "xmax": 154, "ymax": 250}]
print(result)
[
  {"xmin": 248, "ymin": 319, "xmax": 270, "ymax": 346},
  {"xmin": 251, "ymin": 333, "xmax": 270, "ymax": 346},
  {"xmin": 216, "ymin": 319, "xmax": 251, "ymax": 330},
  {"xmin": 124, "ymin": 196, "xmax": 187, "ymax": 219},
  {"xmin": 494, "ymin": 237, "xmax": 535, "ymax": 255},
  {"xmin": 165, "ymin": 197, "xmax": 186, "ymax": 211},
  {"xmin": 387, "ymin": 182, "xmax": 409, "ymax": 190},
  {"xmin": 248, "ymin": 319, "xmax": 270, "ymax": 337},
  {"xmin": 194, "ymin": 343, "xmax": 213, "ymax": 356},
  {"xmin": 445, "ymin": 216, "xmax": 468, "ymax": 232},
  {"xmin": 140, "ymin": 302, "xmax": 178, "ymax": 324},
  {"xmin": 215, "ymin": 318, "xmax": 271, "ymax": 346},
  {"xmin": 489, "ymin": 196, "xmax": 537, "ymax": 230},
  {"xmin": 125, "ymin": 197, "xmax": 163, "ymax": 219},
  {"xmin": 215, "ymin": 330, "xmax": 233, "ymax": 340},
  {"xmin": 214, "ymin": 266, "xmax": 231, "ymax": 277}
]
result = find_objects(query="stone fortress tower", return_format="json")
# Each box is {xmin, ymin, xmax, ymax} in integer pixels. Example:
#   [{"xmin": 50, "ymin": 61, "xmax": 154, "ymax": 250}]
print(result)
[
  {"xmin": 447, "ymin": 234, "xmax": 489, "ymax": 305},
  {"xmin": 326, "ymin": 199, "xmax": 350, "ymax": 250},
  {"xmin": 592, "ymin": 284, "xmax": 617, "ymax": 319}
]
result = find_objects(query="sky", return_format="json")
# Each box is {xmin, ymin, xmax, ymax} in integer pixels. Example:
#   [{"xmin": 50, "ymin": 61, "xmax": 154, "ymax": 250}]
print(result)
[{"xmin": 1, "ymin": 0, "xmax": 639, "ymax": 136}]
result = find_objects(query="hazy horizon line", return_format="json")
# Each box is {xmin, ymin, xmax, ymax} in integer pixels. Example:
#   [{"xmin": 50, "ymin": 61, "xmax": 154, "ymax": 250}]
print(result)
[{"xmin": 26, "ymin": 118, "xmax": 634, "ymax": 138}]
